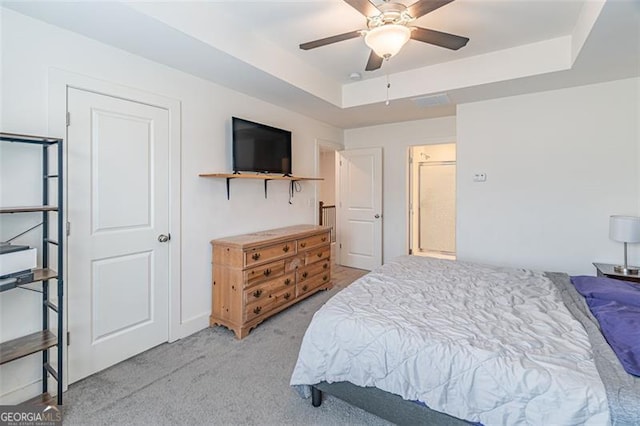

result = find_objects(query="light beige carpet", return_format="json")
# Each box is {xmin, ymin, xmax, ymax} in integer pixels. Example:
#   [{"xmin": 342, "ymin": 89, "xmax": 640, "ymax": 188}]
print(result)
[{"xmin": 63, "ymin": 266, "xmax": 392, "ymax": 425}]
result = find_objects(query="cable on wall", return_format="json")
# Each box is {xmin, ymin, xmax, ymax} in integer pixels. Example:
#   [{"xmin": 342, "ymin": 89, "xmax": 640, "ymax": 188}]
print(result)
[{"xmin": 289, "ymin": 181, "xmax": 302, "ymax": 204}]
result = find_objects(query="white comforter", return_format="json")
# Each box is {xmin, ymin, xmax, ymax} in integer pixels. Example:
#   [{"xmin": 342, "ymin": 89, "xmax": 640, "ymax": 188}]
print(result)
[{"xmin": 290, "ymin": 256, "xmax": 609, "ymax": 425}]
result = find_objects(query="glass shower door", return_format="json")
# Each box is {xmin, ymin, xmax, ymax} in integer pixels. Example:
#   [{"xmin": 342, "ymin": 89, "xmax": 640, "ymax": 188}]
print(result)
[{"xmin": 418, "ymin": 161, "xmax": 456, "ymax": 255}]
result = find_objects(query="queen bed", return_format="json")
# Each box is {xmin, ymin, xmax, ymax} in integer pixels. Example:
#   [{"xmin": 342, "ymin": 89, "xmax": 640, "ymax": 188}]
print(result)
[{"xmin": 290, "ymin": 256, "xmax": 640, "ymax": 425}]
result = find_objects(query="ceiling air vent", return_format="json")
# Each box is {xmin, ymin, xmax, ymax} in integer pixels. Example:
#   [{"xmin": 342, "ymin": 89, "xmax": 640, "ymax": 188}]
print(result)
[{"xmin": 411, "ymin": 93, "xmax": 451, "ymax": 108}]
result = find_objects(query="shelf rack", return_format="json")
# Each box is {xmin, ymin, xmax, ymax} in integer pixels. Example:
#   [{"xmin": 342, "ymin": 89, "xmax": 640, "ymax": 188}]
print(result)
[
  {"xmin": 0, "ymin": 132, "xmax": 64, "ymax": 406},
  {"xmin": 198, "ymin": 173, "xmax": 323, "ymax": 200}
]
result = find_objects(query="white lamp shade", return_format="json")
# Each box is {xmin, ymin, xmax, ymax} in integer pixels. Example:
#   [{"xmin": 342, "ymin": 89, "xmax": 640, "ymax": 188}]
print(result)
[
  {"xmin": 609, "ymin": 215, "xmax": 640, "ymax": 243},
  {"xmin": 364, "ymin": 25, "xmax": 411, "ymax": 58}
]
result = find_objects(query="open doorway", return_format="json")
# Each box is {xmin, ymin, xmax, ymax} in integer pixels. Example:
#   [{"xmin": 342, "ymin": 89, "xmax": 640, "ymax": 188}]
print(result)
[
  {"xmin": 409, "ymin": 143, "xmax": 456, "ymax": 259},
  {"xmin": 316, "ymin": 140, "xmax": 341, "ymax": 262}
]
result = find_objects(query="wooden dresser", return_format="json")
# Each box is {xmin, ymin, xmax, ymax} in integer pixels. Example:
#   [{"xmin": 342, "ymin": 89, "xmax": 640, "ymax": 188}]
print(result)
[{"xmin": 210, "ymin": 224, "xmax": 332, "ymax": 338}]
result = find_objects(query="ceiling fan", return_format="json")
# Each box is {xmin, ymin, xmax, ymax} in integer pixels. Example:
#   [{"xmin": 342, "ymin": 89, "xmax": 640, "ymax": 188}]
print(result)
[{"xmin": 299, "ymin": 0, "xmax": 469, "ymax": 72}]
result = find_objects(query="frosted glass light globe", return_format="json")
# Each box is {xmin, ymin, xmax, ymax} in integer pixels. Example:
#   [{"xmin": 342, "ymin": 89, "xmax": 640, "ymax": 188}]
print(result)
[{"xmin": 364, "ymin": 25, "xmax": 411, "ymax": 58}]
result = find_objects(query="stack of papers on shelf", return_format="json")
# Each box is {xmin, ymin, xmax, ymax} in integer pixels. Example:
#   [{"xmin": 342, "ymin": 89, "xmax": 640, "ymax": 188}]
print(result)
[{"xmin": 0, "ymin": 244, "xmax": 37, "ymax": 278}]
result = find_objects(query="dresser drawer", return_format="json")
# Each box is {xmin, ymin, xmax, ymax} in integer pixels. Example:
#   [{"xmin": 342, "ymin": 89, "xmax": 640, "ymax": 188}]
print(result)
[
  {"xmin": 244, "ymin": 260, "xmax": 285, "ymax": 287},
  {"xmin": 297, "ymin": 273, "xmax": 331, "ymax": 298},
  {"xmin": 245, "ymin": 286, "xmax": 294, "ymax": 322},
  {"xmin": 244, "ymin": 273, "xmax": 294, "ymax": 304},
  {"xmin": 305, "ymin": 246, "xmax": 331, "ymax": 265},
  {"xmin": 245, "ymin": 240, "xmax": 297, "ymax": 267},
  {"xmin": 285, "ymin": 255, "xmax": 305, "ymax": 273},
  {"xmin": 297, "ymin": 232, "xmax": 330, "ymax": 251},
  {"xmin": 297, "ymin": 260, "xmax": 331, "ymax": 283}
]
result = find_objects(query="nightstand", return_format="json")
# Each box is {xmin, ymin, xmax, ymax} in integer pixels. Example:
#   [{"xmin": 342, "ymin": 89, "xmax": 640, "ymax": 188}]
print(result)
[{"xmin": 593, "ymin": 262, "xmax": 640, "ymax": 284}]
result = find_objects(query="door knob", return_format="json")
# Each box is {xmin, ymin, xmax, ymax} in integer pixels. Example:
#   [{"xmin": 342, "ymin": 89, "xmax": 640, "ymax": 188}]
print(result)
[
  {"xmin": 374, "ymin": 214, "xmax": 381, "ymax": 219},
  {"xmin": 158, "ymin": 234, "xmax": 171, "ymax": 243}
]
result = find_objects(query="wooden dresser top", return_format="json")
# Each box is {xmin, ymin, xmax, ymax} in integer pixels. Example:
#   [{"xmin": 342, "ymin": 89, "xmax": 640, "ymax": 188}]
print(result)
[{"xmin": 210, "ymin": 224, "xmax": 331, "ymax": 249}]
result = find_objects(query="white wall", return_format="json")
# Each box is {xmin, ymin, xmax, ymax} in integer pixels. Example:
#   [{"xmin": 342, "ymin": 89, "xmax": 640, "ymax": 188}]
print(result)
[
  {"xmin": 344, "ymin": 117, "xmax": 457, "ymax": 261},
  {"xmin": 0, "ymin": 8, "xmax": 341, "ymax": 403},
  {"xmin": 319, "ymin": 151, "xmax": 336, "ymax": 206},
  {"xmin": 457, "ymin": 78, "xmax": 639, "ymax": 275}
]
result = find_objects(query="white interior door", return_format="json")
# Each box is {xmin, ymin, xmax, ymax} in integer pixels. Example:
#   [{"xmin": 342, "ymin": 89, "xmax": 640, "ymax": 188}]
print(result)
[
  {"xmin": 67, "ymin": 88, "xmax": 170, "ymax": 383},
  {"xmin": 338, "ymin": 148, "xmax": 382, "ymax": 270}
]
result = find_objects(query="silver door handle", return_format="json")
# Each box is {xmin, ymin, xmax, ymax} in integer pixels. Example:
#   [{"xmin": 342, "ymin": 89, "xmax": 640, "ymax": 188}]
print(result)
[
  {"xmin": 158, "ymin": 234, "xmax": 171, "ymax": 243},
  {"xmin": 374, "ymin": 214, "xmax": 381, "ymax": 219}
]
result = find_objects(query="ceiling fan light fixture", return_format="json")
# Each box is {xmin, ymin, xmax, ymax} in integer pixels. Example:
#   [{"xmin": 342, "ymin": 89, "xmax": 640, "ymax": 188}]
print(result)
[{"xmin": 364, "ymin": 24, "xmax": 411, "ymax": 59}]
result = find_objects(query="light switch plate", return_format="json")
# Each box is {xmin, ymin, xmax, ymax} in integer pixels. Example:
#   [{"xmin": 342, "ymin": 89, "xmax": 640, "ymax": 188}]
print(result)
[{"xmin": 473, "ymin": 173, "xmax": 487, "ymax": 182}]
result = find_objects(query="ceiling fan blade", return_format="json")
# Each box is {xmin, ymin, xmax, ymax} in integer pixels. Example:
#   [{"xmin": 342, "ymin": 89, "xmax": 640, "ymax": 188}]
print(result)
[
  {"xmin": 365, "ymin": 50, "xmax": 383, "ymax": 71},
  {"xmin": 344, "ymin": 0, "xmax": 380, "ymax": 17},
  {"xmin": 411, "ymin": 27, "xmax": 469, "ymax": 50},
  {"xmin": 407, "ymin": 0, "xmax": 455, "ymax": 19},
  {"xmin": 300, "ymin": 30, "xmax": 363, "ymax": 50}
]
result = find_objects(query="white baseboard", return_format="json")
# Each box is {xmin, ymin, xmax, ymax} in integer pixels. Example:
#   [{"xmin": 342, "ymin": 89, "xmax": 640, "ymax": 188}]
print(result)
[
  {"xmin": 178, "ymin": 312, "xmax": 210, "ymax": 339},
  {"xmin": 0, "ymin": 379, "xmax": 42, "ymax": 405}
]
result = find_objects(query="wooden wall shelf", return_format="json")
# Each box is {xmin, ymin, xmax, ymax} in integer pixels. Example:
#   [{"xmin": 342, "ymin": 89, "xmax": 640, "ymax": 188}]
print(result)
[{"xmin": 199, "ymin": 173, "xmax": 323, "ymax": 200}]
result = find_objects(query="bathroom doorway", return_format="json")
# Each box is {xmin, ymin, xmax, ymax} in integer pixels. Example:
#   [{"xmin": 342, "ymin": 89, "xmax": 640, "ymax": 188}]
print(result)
[{"xmin": 409, "ymin": 143, "xmax": 456, "ymax": 259}]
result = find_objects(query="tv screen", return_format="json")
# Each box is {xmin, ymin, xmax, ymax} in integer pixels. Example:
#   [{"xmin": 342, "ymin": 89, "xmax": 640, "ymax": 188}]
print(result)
[{"xmin": 232, "ymin": 117, "xmax": 292, "ymax": 174}]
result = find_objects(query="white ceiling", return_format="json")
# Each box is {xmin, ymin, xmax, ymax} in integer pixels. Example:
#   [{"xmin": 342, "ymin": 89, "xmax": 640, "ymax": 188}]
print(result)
[
  {"xmin": 236, "ymin": 0, "xmax": 584, "ymax": 81},
  {"xmin": 4, "ymin": 0, "xmax": 640, "ymax": 128}
]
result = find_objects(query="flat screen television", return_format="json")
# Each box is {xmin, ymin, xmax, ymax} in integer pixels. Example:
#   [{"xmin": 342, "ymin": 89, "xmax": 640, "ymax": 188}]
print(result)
[{"xmin": 232, "ymin": 117, "xmax": 292, "ymax": 175}]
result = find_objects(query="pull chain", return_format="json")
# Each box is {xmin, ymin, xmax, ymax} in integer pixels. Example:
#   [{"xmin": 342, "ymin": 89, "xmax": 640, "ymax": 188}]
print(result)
[{"xmin": 385, "ymin": 74, "xmax": 390, "ymax": 106}]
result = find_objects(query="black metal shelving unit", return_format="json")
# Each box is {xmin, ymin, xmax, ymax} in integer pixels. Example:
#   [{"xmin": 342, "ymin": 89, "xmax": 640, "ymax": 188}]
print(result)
[{"xmin": 0, "ymin": 132, "xmax": 64, "ymax": 406}]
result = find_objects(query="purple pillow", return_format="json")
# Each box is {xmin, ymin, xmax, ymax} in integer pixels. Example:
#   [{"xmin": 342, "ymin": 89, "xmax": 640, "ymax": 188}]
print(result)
[{"xmin": 571, "ymin": 275, "xmax": 640, "ymax": 376}]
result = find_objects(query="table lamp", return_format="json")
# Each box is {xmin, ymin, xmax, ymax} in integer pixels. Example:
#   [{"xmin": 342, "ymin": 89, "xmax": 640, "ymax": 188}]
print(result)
[{"xmin": 609, "ymin": 215, "xmax": 640, "ymax": 275}]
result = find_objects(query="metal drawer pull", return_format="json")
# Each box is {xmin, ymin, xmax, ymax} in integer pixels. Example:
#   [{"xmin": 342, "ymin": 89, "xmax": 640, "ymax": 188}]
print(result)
[
  {"xmin": 263, "ymin": 268, "xmax": 272, "ymax": 277},
  {"xmin": 252, "ymin": 289, "xmax": 263, "ymax": 298},
  {"xmin": 323, "ymin": 275, "xmax": 328, "ymax": 281},
  {"xmin": 302, "ymin": 271, "xmax": 308, "ymax": 279},
  {"xmin": 253, "ymin": 306, "xmax": 262, "ymax": 315},
  {"xmin": 284, "ymin": 278, "xmax": 291, "ymax": 285},
  {"xmin": 323, "ymin": 263, "xmax": 328, "ymax": 269},
  {"xmin": 283, "ymin": 292, "xmax": 291, "ymax": 300},
  {"xmin": 302, "ymin": 285, "xmax": 308, "ymax": 291},
  {"xmin": 252, "ymin": 253, "xmax": 261, "ymax": 261},
  {"xmin": 321, "ymin": 237, "xmax": 327, "ymax": 242},
  {"xmin": 317, "ymin": 253, "xmax": 322, "ymax": 258},
  {"xmin": 300, "ymin": 242, "xmax": 306, "ymax": 248},
  {"xmin": 283, "ymin": 245, "xmax": 290, "ymax": 252}
]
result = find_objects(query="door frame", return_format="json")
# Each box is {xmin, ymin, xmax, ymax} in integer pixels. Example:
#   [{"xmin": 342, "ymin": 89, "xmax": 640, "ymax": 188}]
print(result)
[
  {"xmin": 407, "ymin": 141, "xmax": 456, "ymax": 256},
  {"xmin": 314, "ymin": 138, "xmax": 343, "ymax": 225},
  {"xmin": 315, "ymin": 139, "xmax": 343, "ymax": 264},
  {"xmin": 48, "ymin": 69, "xmax": 182, "ymax": 391}
]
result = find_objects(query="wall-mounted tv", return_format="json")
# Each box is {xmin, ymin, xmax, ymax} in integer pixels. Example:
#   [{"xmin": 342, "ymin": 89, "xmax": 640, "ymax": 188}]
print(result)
[{"xmin": 232, "ymin": 117, "xmax": 292, "ymax": 175}]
